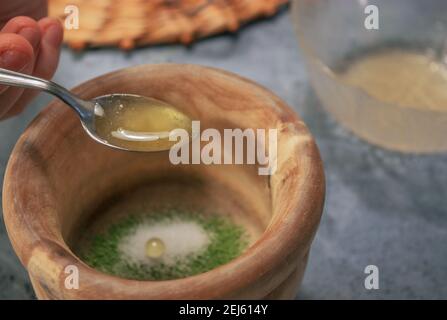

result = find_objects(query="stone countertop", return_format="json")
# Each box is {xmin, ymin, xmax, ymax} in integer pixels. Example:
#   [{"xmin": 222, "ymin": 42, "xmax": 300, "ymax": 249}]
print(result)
[{"xmin": 1, "ymin": 9, "xmax": 446, "ymax": 299}]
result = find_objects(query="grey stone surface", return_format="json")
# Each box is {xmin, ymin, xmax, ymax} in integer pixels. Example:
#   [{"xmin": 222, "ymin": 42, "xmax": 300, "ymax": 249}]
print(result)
[{"xmin": 1, "ymin": 10, "xmax": 446, "ymax": 299}]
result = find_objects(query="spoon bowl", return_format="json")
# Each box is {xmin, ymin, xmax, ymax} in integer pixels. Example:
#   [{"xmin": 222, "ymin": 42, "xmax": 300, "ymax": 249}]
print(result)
[
  {"xmin": 89, "ymin": 94, "xmax": 192, "ymax": 152},
  {"xmin": 0, "ymin": 68, "xmax": 191, "ymax": 152}
]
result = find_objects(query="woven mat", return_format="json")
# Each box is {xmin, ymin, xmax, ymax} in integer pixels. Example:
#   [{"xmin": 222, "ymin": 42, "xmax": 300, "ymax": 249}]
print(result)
[{"xmin": 49, "ymin": 0, "xmax": 288, "ymax": 50}]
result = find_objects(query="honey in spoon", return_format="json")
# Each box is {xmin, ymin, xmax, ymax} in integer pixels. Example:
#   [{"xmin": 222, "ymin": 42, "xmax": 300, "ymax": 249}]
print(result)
[{"xmin": 94, "ymin": 94, "xmax": 192, "ymax": 152}]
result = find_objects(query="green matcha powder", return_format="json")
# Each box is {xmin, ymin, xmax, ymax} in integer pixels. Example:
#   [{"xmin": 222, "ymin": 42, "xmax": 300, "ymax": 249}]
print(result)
[{"xmin": 81, "ymin": 210, "xmax": 248, "ymax": 281}]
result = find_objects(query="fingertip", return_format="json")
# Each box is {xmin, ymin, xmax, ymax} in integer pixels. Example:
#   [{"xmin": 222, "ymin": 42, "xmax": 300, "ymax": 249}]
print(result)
[
  {"xmin": 1, "ymin": 16, "xmax": 42, "ymax": 52},
  {"xmin": 1, "ymin": 16, "xmax": 39, "ymax": 32},
  {"xmin": 33, "ymin": 18, "xmax": 63, "ymax": 80},
  {"xmin": 38, "ymin": 17, "xmax": 63, "ymax": 47},
  {"xmin": 0, "ymin": 33, "xmax": 34, "ymax": 69},
  {"xmin": 0, "ymin": 33, "xmax": 34, "ymax": 94},
  {"xmin": 37, "ymin": 17, "xmax": 62, "ymax": 30}
]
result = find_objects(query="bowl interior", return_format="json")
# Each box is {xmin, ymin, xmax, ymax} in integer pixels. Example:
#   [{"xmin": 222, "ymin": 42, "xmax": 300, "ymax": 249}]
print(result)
[{"xmin": 70, "ymin": 156, "xmax": 272, "ymax": 281}]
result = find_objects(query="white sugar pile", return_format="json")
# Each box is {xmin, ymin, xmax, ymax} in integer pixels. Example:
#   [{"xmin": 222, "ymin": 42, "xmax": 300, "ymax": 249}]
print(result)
[{"xmin": 118, "ymin": 220, "xmax": 210, "ymax": 266}]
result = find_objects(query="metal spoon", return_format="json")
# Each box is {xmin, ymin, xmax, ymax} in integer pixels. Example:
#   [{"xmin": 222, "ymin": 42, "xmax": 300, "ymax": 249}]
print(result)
[{"xmin": 0, "ymin": 67, "xmax": 191, "ymax": 152}]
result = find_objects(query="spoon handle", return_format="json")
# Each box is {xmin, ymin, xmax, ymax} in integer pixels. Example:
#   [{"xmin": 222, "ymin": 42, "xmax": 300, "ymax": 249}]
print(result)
[{"xmin": 0, "ymin": 67, "xmax": 94, "ymax": 118}]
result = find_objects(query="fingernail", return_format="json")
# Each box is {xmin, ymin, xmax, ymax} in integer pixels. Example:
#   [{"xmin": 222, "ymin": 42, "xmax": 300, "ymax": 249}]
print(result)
[
  {"xmin": 43, "ymin": 24, "xmax": 63, "ymax": 47},
  {"xmin": 18, "ymin": 27, "xmax": 41, "ymax": 51},
  {"xmin": 0, "ymin": 50, "xmax": 30, "ymax": 71}
]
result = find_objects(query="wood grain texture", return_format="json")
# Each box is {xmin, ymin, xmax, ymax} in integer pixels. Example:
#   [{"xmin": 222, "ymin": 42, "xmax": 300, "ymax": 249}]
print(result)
[
  {"xmin": 49, "ymin": 0, "xmax": 288, "ymax": 50},
  {"xmin": 2, "ymin": 64, "xmax": 325, "ymax": 299}
]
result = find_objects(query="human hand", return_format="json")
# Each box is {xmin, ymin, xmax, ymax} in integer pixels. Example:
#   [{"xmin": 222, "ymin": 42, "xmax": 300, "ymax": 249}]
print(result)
[{"xmin": 0, "ymin": 4, "xmax": 63, "ymax": 119}]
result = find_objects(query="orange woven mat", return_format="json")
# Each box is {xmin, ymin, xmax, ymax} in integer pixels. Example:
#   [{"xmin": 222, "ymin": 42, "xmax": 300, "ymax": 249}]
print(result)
[{"xmin": 49, "ymin": 0, "xmax": 288, "ymax": 50}]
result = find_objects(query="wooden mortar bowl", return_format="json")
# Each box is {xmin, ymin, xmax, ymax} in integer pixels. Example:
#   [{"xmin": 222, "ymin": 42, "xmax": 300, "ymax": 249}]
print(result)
[{"xmin": 2, "ymin": 64, "xmax": 325, "ymax": 300}]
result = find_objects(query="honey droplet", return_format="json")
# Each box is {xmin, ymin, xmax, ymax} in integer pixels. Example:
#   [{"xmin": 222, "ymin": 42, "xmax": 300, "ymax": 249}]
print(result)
[{"xmin": 145, "ymin": 237, "xmax": 166, "ymax": 258}]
